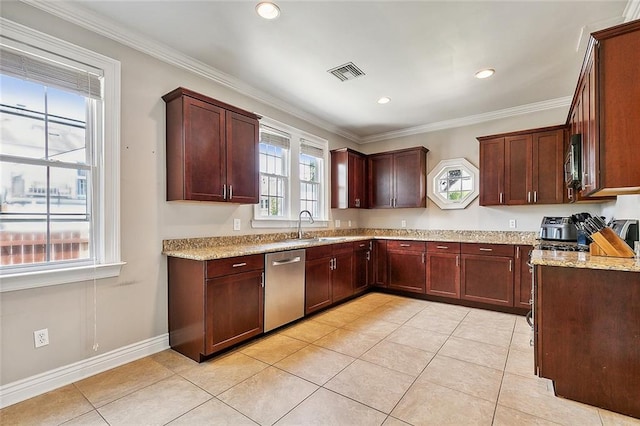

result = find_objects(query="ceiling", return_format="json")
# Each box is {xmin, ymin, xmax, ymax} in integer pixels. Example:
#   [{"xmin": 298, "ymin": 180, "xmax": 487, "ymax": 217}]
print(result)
[{"xmin": 28, "ymin": 1, "xmax": 634, "ymax": 142}]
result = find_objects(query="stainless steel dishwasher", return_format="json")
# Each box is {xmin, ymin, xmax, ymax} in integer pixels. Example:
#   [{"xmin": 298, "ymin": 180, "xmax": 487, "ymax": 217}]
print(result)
[{"xmin": 264, "ymin": 249, "xmax": 306, "ymax": 332}]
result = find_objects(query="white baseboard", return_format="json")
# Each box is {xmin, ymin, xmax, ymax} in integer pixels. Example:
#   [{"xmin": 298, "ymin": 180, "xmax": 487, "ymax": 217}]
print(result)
[{"xmin": 0, "ymin": 334, "xmax": 169, "ymax": 409}]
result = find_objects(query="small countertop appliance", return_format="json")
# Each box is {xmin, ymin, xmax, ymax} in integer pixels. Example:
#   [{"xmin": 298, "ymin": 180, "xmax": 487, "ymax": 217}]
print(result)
[
  {"xmin": 610, "ymin": 219, "xmax": 639, "ymax": 249},
  {"xmin": 539, "ymin": 216, "xmax": 577, "ymax": 241}
]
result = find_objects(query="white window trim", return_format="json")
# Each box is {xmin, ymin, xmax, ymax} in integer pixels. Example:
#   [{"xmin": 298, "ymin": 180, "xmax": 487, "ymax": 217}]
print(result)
[
  {"xmin": 253, "ymin": 116, "xmax": 329, "ymax": 228},
  {"xmin": 0, "ymin": 18, "xmax": 123, "ymax": 292},
  {"xmin": 427, "ymin": 157, "xmax": 479, "ymax": 210}
]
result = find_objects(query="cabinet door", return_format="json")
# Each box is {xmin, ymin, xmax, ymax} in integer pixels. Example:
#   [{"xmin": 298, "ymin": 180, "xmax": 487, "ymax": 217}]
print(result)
[
  {"xmin": 368, "ymin": 153, "xmax": 394, "ymax": 208},
  {"xmin": 225, "ymin": 111, "xmax": 259, "ymax": 204},
  {"xmin": 374, "ymin": 240, "xmax": 388, "ymax": 287},
  {"xmin": 426, "ymin": 253, "xmax": 460, "ymax": 298},
  {"xmin": 353, "ymin": 242, "xmax": 370, "ymax": 293},
  {"xmin": 514, "ymin": 245, "xmax": 533, "ymax": 309},
  {"xmin": 388, "ymin": 249, "xmax": 426, "ymax": 294},
  {"xmin": 504, "ymin": 134, "xmax": 532, "ymax": 205},
  {"xmin": 349, "ymin": 152, "xmax": 367, "ymax": 208},
  {"xmin": 394, "ymin": 149, "xmax": 426, "ymax": 208},
  {"xmin": 181, "ymin": 96, "xmax": 226, "ymax": 201},
  {"xmin": 461, "ymin": 254, "xmax": 514, "ymax": 307},
  {"xmin": 582, "ymin": 55, "xmax": 598, "ymax": 196},
  {"xmin": 332, "ymin": 251, "xmax": 354, "ymax": 303},
  {"xmin": 205, "ymin": 270, "xmax": 264, "ymax": 355},
  {"xmin": 532, "ymin": 129, "xmax": 565, "ymax": 204},
  {"xmin": 479, "ymin": 138, "xmax": 505, "ymax": 206},
  {"xmin": 305, "ymin": 257, "xmax": 332, "ymax": 314}
]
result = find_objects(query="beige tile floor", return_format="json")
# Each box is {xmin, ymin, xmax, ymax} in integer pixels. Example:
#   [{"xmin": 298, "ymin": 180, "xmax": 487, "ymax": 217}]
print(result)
[{"xmin": 2, "ymin": 292, "xmax": 639, "ymax": 426}]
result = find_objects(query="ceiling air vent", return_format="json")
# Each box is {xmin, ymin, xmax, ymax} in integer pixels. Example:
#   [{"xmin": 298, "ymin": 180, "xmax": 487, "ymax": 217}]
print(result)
[{"xmin": 328, "ymin": 62, "xmax": 365, "ymax": 82}]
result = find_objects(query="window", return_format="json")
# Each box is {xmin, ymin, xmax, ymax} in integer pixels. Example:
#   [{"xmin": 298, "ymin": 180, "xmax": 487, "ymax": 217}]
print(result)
[
  {"xmin": 0, "ymin": 18, "xmax": 122, "ymax": 291},
  {"xmin": 258, "ymin": 127, "xmax": 290, "ymax": 218},
  {"xmin": 254, "ymin": 118, "xmax": 328, "ymax": 227},
  {"xmin": 426, "ymin": 158, "xmax": 479, "ymax": 210}
]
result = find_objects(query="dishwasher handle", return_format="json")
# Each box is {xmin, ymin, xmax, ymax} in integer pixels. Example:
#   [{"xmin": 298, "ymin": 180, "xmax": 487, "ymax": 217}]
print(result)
[{"xmin": 271, "ymin": 256, "xmax": 302, "ymax": 266}]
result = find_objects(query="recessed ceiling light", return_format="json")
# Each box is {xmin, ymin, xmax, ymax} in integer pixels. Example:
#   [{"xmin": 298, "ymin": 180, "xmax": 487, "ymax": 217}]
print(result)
[
  {"xmin": 377, "ymin": 97, "xmax": 391, "ymax": 104},
  {"xmin": 475, "ymin": 68, "xmax": 495, "ymax": 79},
  {"xmin": 256, "ymin": 2, "xmax": 280, "ymax": 20}
]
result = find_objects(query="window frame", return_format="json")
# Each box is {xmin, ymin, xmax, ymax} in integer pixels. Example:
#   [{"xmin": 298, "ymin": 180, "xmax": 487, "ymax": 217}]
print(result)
[
  {"xmin": 426, "ymin": 157, "xmax": 479, "ymax": 210},
  {"xmin": 253, "ymin": 117, "xmax": 329, "ymax": 228},
  {"xmin": 0, "ymin": 18, "xmax": 123, "ymax": 292}
]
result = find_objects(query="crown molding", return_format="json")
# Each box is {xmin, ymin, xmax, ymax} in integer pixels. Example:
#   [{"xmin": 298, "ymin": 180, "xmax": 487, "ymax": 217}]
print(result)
[
  {"xmin": 20, "ymin": 0, "xmax": 580, "ymax": 145},
  {"xmin": 20, "ymin": 0, "xmax": 360, "ymax": 143},
  {"xmin": 360, "ymin": 96, "xmax": 572, "ymax": 144},
  {"xmin": 624, "ymin": 0, "xmax": 640, "ymax": 21}
]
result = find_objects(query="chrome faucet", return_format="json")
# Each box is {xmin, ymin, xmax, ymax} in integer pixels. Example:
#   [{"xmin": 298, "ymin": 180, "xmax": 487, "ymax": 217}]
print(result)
[{"xmin": 297, "ymin": 210, "xmax": 314, "ymax": 239}]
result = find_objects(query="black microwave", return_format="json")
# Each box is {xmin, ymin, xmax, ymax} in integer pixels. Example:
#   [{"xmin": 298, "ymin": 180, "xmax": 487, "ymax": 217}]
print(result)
[{"xmin": 564, "ymin": 134, "xmax": 582, "ymax": 189}]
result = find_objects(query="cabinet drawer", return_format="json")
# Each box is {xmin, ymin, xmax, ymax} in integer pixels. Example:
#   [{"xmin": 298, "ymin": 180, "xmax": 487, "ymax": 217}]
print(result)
[
  {"xmin": 461, "ymin": 243, "xmax": 514, "ymax": 257},
  {"xmin": 387, "ymin": 240, "xmax": 426, "ymax": 252},
  {"xmin": 306, "ymin": 245, "xmax": 333, "ymax": 261},
  {"xmin": 353, "ymin": 240, "xmax": 372, "ymax": 250},
  {"xmin": 332, "ymin": 242, "xmax": 354, "ymax": 255},
  {"xmin": 206, "ymin": 254, "xmax": 264, "ymax": 278},
  {"xmin": 427, "ymin": 242, "xmax": 461, "ymax": 253}
]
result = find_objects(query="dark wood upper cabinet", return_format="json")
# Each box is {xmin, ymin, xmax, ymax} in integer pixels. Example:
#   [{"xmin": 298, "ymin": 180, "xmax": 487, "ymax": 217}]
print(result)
[
  {"xmin": 163, "ymin": 87, "xmax": 259, "ymax": 203},
  {"xmin": 478, "ymin": 126, "xmax": 564, "ymax": 206},
  {"xmin": 567, "ymin": 20, "xmax": 640, "ymax": 197},
  {"xmin": 368, "ymin": 147, "xmax": 428, "ymax": 208},
  {"xmin": 330, "ymin": 148, "xmax": 366, "ymax": 209}
]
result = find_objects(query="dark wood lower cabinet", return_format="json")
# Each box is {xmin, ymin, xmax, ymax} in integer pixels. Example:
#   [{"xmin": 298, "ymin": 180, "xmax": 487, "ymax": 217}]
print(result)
[
  {"xmin": 426, "ymin": 242, "xmax": 461, "ymax": 298},
  {"xmin": 304, "ymin": 255, "xmax": 332, "ymax": 314},
  {"xmin": 535, "ymin": 265, "xmax": 640, "ymax": 418},
  {"xmin": 205, "ymin": 270, "xmax": 264, "ymax": 354},
  {"xmin": 305, "ymin": 243, "xmax": 354, "ymax": 313},
  {"xmin": 514, "ymin": 245, "xmax": 533, "ymax": 309},
  {"xmin": 460, "ymin": 243, "xmax": 514, "ymax": 307},
  {"xmin": 353, "ymin": 240, "xmax": 373, "ymax": 293},
  {"xmin": 168, "ymin": 255, "xmax": 264, "ymax": 361},
  {"xmin": 373, "ymin": 240, "xmax": 387, "ymax": 287},
  {"xmin": 387, "ymin": 241, "xmax": 426, "ymax": 294}
]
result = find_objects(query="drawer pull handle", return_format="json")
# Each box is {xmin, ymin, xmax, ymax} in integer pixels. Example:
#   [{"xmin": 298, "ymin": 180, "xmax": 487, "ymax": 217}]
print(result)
[
  {"xmin": 272, "ymin": 257, "xmax": 301, "ymax": 266},
  {"xmin": 436, "ymin": 245, "xmax": 449, "ymax": 249},
  {"xmin": 359, "ymin": 243, "xmax": 366, "ymax": 247},
  {"xmin": 479, "ymin": 248, "xmax": 493, "ymax": 252},
  {"xmin": 400, "ymin": 244, "xmax": 411, "ymax": 247},
  {"xmin": 232, "ymin": 262, "xmax": 247, "ymax": 268}
]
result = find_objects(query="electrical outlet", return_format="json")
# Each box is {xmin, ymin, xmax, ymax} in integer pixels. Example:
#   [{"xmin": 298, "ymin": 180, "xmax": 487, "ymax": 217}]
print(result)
[
  {"xmin": 335, "ymin": 219, "xmax": 341, "ymax": 228},
  {"xmin": 509, "ymin": 219, "xmax": 517, "ymax": 229},
  {"xmin": 348, "ymin": 220, "xmax": 352, "ymax": 227},
  {"xmin": 401, "ymin": 220, "xmax": 407, "ymax": 228},
  {"xmin": 233, "ymin": 218, "xmax": 241, "ymax": 231},
  {"xmin": 34, "ymin": 328, "xmax": 49, "ymax": 348}
]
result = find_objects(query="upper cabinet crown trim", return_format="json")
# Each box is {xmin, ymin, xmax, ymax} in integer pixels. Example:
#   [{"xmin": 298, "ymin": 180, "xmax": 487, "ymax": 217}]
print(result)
[{"xmin": 162, "ymin": 87, "xmax": 260, "ymax": 120}]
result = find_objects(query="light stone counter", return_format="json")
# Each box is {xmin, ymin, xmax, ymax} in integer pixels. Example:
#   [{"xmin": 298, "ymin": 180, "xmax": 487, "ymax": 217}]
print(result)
[
  {"xmin": 530, "ymin": 249, "xmax": 640, "ymax": 273},
  {"xmin": 162, "ymin": 229, "xmax": 538, "ymax": 261}
]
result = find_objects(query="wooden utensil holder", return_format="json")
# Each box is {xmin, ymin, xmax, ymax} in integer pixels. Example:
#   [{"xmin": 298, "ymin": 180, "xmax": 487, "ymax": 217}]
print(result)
[{"xmin": 589, "ymin": 228, "xmax": 635, "ymax": 258}]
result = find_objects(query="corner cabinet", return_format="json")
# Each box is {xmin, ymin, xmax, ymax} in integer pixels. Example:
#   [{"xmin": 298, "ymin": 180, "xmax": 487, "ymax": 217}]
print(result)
[
  {"xmin": 163, "ymin": 87, "xmax": 260, "ymax": 203},
  {"xmin": 567, "ymin": 20, "xmax": 640, "ymax": 197},
  {"xmin": 331, "ymin": 148, "xmax": 367, "ymax": 208},
  {"xmin": 478, "ymin": 126, "xmax": 565, "ymax": 206},
  {"xmin": 168, "ymin": 255, "xmax": 264, "ymax": 362},
  {"xmin": 368, "ymin": 147, "xmax": 428, "ymax": 208}
]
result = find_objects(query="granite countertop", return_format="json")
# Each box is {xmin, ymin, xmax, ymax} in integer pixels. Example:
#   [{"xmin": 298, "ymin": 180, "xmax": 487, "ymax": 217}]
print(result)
[
  {"xmin": 530, "ymin": 249, "xmax": 640, "ymax": 273},
  {"xmin": 162, "ymin": 229, "xmax": 537, "ymax": 261}
]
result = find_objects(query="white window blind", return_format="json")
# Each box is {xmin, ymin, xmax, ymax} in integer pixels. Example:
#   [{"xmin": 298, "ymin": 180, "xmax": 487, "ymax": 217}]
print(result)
[{"xmin": 0, "ymin": 45, "xmax": 102, "ymax": 99}]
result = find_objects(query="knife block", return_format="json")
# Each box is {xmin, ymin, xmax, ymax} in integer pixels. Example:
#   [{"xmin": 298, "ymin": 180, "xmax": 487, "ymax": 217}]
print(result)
[{"xmin": 589, "ymin": 227, "xmax": 635, "ymax": 258}]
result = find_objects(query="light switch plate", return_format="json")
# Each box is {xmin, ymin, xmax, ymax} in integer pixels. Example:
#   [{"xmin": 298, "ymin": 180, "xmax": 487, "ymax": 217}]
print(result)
[{"xmin": 233, "ymin": 218, "xmax": 241, "ymax": 231}]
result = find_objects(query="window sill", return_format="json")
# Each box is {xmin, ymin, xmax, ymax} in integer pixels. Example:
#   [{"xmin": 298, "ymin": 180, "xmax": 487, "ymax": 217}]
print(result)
[{"xmin": 0, "ymin": 262, "xmax": 126, "ymax": 293}]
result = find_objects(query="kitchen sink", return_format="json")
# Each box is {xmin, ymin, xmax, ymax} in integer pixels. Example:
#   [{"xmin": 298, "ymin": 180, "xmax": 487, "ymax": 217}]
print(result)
[{"xmin": 283, "ymin": 237, "xmax": 347, "ymax": 244}]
